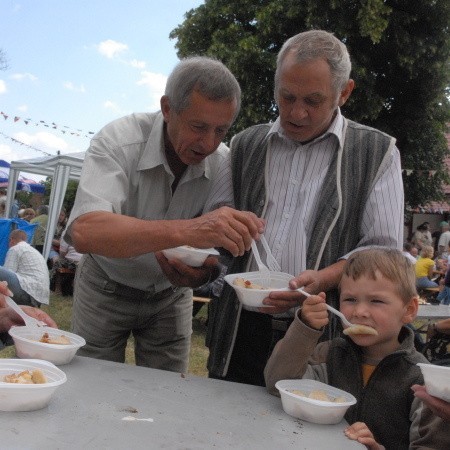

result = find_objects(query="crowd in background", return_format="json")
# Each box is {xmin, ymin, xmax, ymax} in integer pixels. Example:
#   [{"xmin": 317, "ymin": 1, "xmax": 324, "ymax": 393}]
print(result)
[
  {"xmin": 405, "ymin": 220, "xmax": 450, "ymax": 305},
  {"xmin": 0, "ymin": 187, "xmax": 80, "ymax": 305}
]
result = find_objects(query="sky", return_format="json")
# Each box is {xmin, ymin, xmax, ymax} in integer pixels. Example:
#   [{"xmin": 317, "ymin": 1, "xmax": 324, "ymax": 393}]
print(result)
[{"xmin": 0, "ymin": 0, "xmax": 204, "ymax": 179}]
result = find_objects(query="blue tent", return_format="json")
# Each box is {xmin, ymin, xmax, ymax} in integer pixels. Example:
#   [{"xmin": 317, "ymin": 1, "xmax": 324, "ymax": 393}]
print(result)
[
  {"xmin": 0, "ymin": 159, "xmax": 45, "ymax": 194},
  {"xmin": 0, "ymin": 218, "xmax": 38, "ymax": 265}
]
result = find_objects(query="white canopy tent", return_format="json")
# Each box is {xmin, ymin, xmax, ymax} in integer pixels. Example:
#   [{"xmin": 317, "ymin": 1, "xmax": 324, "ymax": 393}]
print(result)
[{"xmin": 5, "ymin": 151, "xmax": 85, "ymax": 260}]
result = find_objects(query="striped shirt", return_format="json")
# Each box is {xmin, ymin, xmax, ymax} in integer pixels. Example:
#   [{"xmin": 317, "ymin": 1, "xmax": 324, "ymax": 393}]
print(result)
[{"xmin": 204, "ymin": 109, "xmax": 404, "ymax": 278}]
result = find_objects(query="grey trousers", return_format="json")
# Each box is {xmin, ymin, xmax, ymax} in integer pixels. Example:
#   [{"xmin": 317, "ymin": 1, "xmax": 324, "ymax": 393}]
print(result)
[{"xmin": 72, "ymin": 254, "xmax": 193, "ymax": 373}]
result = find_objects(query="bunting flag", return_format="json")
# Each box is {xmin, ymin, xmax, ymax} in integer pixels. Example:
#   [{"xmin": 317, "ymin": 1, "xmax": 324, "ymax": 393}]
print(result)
[
  {"xmin": 0, "ymin": 131, "xmax": 54, "ymax": 156},
  {"xmin": 1, "ymin": 110, "xmax": 96, "ymax": 138}
]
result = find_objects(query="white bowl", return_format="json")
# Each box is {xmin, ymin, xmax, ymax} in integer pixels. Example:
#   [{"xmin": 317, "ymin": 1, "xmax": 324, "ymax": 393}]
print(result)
[
  {"xmin": 224, "ymin": 271, "xmax": 294, "ymax": 307},
  {"xmin": 275, "ymin": 379, "xmax": 357, "ymax": 425},
  {"xmin": 162, "ymin": 246, "xmax": 220, "ymax": 267},
  {"xmin": 9, "ymin": 326, "xmax": 86, "ymax": 365},
  {"xmin": 0, "ymin": 359, "xmax": 67, "ymax": 411},
  {"xmin": 417, "ymin": 363, "xmax": 450, "ymax": 402}
]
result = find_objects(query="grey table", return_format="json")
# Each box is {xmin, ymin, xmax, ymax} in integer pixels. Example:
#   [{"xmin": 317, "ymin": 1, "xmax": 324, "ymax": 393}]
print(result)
[
  {"xmin": 1, "ymin": 356, "xmax": 363, "ymax": 450},
  {"xmin": 417, "ymin": 304, "xmax": 450, "ymax": 320}
]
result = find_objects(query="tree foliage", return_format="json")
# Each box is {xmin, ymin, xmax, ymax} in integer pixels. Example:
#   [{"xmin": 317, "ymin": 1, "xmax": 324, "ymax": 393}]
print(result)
[
  {"xmin": 42, "ymin": 178, "xmax": 79, "ymax": 214},
  {"xmin": 170, "ymin": 0, "xmax": 450, "ymax": 209}
]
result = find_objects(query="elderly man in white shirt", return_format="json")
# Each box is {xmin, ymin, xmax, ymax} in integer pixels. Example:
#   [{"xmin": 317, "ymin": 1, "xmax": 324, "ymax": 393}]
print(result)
[{"xmin": 0, "ymin": 229, "xmax": 49, "ymax": 306}]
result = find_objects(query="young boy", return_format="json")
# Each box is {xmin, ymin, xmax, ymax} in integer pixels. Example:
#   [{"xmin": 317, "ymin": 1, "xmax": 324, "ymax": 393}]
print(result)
[{"xmin": 264, "ymin": 248, "xmax": 449, "ymax": 449}]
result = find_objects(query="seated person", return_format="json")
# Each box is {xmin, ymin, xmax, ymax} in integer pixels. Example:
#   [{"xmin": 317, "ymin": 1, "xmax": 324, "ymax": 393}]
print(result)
[
  {"xmin": 30, "ymin": 205, "xmax": 49, "ymax": 254},
  {"xmin": 49, "ymin": 233, "xmax": 82, "ymax": 295},
  {"xmin": 0, "ymin": 281, "xmax": 56, "ymax": 349},
  {"xmin": 437, "ymin": 268, "xmax": 450, "ymax": 306},
  {"xmin": 52, "ymin": 234, "xmax": 82, "ymax": 270},
  {"xmin": 0, "ymin": 195, "xmax": 6, "ymax": 218},
  {"xmin": 402, "ymin": 242, "xmax": 418, "ymax": 264},
  {"xmin": 22, "ymin": 208, "xmax": 36, "ymax": 222},
  {"xmin": 48, "ymin": 208, "xmax": 68, "ymax": 266},
  {"xmin": 0, "ymin": 230, "xmax": 50, "ymax": 307},
  {"xmin": 425, "ymin": 317, "xmax": 450, "ymax": 339},
  {"xmin": 415, "ymin": 245, "xmax": 439, "ymax": 289},
  {"xmin": 264, "ymin": 248, "xmax": 448, "ymax": 449}
]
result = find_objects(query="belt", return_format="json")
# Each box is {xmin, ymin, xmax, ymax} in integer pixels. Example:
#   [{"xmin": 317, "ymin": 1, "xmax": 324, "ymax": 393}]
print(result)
[
  {"xmin": 108, "ymin": 281, "xmax": 178, "ymax": 301},
  {"xmin": 271, "ymin": 317, "xmax": 294, "ymax": 332}
]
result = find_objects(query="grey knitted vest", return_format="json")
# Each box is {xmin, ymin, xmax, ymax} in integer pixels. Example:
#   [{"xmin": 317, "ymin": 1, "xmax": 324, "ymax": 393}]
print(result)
[{"xmin": 206, "ymin": 119, "xmax": 396, "ymax": 377}]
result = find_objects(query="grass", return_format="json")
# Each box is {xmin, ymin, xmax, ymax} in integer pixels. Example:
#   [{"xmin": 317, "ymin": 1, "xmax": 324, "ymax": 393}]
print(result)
[{"xmin": 0, "ymin": 292, "xmax": 210, "ymax": 377}]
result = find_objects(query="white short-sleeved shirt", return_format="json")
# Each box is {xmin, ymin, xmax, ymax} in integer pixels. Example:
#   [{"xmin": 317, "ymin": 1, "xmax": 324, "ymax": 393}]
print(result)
[
  {"xmin": 4, "ymin": 241, "xmax": 50, "ymax": 305},
  {"xmin": 67, "ymin": 112, "xmax": 229, "ymax": 291}
]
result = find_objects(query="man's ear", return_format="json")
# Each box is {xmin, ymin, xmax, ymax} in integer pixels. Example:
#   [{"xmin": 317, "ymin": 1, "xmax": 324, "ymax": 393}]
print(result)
[
  {"xmin": 402, "ymin": 296, "xmax": 419, "ymax": 324},
  {"xmin": 160, "ymin": 95, "xmax": 170, "ymax": 121},
  {"xmin": 338, "ymin": 79, "xmax": 355, "ymax": 107}
]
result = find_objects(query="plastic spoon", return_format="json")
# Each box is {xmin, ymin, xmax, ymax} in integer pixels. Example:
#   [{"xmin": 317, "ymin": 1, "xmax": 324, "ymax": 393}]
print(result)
[
  {"xmin": 5, "ymin": 296, "xmax": 47, "ymax": 327},
  {"xmin": 294, "ymin": 287, "xmax": 378, "ymax": 335},
  {"xmin": 251, "ymin": 240, "xmax": 271, "ymax": 288}
]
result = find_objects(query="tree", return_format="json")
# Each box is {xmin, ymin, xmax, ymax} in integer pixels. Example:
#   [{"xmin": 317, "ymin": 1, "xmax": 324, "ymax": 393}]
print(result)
[
  {"xmin": 170, "ymin": 0, "xmax": 450, "ymax": 209},
  {"xmin": 42, "ymin": 178, "xmax": 79, "ymax": 214}
]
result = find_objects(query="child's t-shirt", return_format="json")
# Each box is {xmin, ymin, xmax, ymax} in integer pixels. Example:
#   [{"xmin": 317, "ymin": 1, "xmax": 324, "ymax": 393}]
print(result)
[
  {"xmin": 415, "ymin": 257, "xmax": 435, "ymax": 278},
  {"xmin": 362, "ymin": 363, "xmax": 377, "ymax": 385}
]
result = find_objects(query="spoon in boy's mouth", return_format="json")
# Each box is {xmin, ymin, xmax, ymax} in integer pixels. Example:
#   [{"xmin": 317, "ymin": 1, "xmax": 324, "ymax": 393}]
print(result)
[{"xmin": 294, "ymin": 287, "xmax": 378, "ymax": 336}]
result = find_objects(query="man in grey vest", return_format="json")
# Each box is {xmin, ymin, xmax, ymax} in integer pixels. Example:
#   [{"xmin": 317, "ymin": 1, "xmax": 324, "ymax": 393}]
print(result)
[{"xmin": 204, "ymin": 30, "xmax": 404, "ymax": 386}]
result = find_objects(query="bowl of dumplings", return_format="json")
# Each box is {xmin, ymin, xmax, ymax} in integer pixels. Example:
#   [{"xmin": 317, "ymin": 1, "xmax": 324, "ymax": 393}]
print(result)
[
  {"xmin": 275, "ymin": 379, "xmax": 357, "ymax": 424},
  {"xmin": 9, "ymin": 326, "xmax": 86, "ymax": 365},
  {"xmin": 224, "ymin": 271, "xmax": 294, "ymax": 307},
  {"xmin": 0, "ymin": 359, "xmax": 67, "ymax": 411}
]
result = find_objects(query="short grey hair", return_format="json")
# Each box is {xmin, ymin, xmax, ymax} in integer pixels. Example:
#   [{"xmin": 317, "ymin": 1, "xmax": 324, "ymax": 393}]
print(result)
[
  {"xmin": 164, "ymin": 56, "xmax": 241, "ymax": 119},
  {"xmin": 275, "ymin": 30, "xmax": 351, "ymax": 97}
]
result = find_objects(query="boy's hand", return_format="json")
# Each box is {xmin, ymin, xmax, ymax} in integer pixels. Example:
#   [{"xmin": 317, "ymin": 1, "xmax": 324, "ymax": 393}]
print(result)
[
  {"xmin": 344, "ymin": 422, "xmax": 385, "ymax": 450},
  {"xmin": 299, "ymin": 292, "xmax": 328, "ymax": 330}
]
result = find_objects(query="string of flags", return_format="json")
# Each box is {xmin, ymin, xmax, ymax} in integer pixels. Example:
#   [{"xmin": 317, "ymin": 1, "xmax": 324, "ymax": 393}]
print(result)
[
  {"xmin": 1, "ymin": 110, "xmax": 96, "ymax": 138},
  {"xmin": 0, "ymin": 131, "xmax": 54, "ymax": 157},
  {"xmin": 0, "ymin": 109, "xmax": 443, "ymax": 178}
]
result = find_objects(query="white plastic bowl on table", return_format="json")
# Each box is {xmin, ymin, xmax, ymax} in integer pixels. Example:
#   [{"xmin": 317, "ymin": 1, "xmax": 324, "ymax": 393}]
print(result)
[
  {"xmin": 224, "ymin": 271, "xmax": 294, "ymax": 307},
  {"xmin": 0, "ymin": 359, "xmax": 67, "ymax": 411},
  {"xmin": 162, "ymin": 246, "xmax": 219, "ymax": 267},
  {"xmin": 417, "ymin": 363, "xmax": 450, "ymax": 402},
  {"xmin": 275, "ymin": 379, "xmax": 357, "ymax": 425},
  {"xmin": 8, "ymin": 326, "xmax": 86, "ymax": 365}
]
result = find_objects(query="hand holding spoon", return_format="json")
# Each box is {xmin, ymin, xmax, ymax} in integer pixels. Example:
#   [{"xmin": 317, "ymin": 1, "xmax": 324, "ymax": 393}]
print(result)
[{"xmin": 294, "ymin": 287, "xmax": 378, "ymax": 336}]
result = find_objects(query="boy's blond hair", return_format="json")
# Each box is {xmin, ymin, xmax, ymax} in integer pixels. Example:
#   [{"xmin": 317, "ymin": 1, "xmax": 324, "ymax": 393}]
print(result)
[
  {"xmin": 420, "ymin": 245, "xmax": 434, "ymax": 259},
  {"xmin": 342, "ymin": 248, "xmax": 417, "ymax": 303}
]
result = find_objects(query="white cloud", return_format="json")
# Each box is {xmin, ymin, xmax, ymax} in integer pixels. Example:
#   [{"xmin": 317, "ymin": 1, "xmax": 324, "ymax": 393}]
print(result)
[
  {"xmin": 103, "ymin": 100, "xmax": 121, "ymax": 112},
  {"xmin": 0, "ymin": 143, "xmax": 46, "ymax": 173},
  {"xmin": 129, "ymin": 59, "xmax": 146, "ymax": 69},
  {"xmin": 137, "ymin": 71, "xmax": 166, "ymax": 110},
  {"xmin": 17, "ymin": 105, "xmax": 28, "ymax": 112},
  {"xmin": 0, "ymin": 79, "xmax": 6, "ymax": 94},
  {"xmin": 97, "ymin": 39, "xmax": 128, "ymax": 59},
  {"xmin": 0, "ymin": 143, "xmax": 13, "ymax": 159},
  {"xmin": 14, "ymin": 131, "xmax": 69, "ymax": 153},
  {"xmin": 10, "ymin": 73, "xmax": 38, "ymax": 82},
  {"xmin": 63, "ymin": 81, "xmax": 86, "ymax": 93}
]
